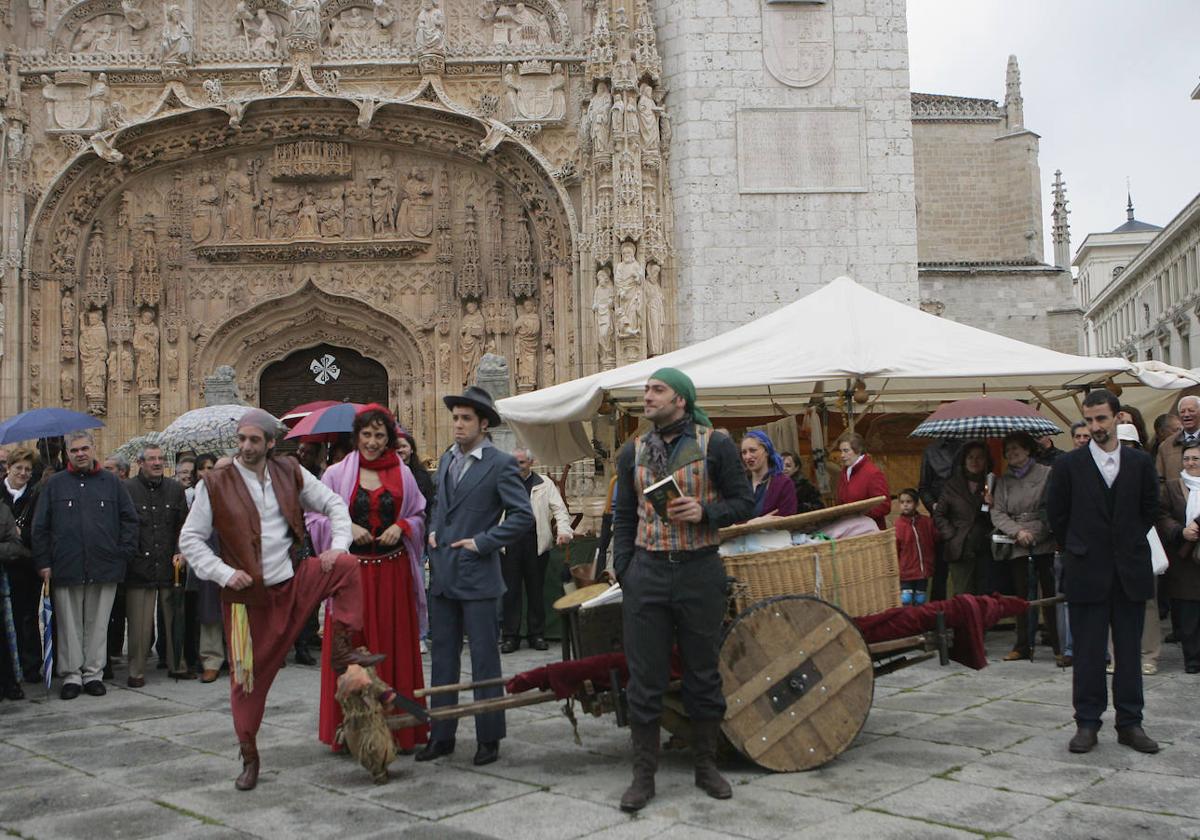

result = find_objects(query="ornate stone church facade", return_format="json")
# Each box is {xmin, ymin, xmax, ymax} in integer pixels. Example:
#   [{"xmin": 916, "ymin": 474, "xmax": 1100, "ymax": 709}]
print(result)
[{"xmin": 1, "ymin": 0, "xmax": 676, "ymax": 452}]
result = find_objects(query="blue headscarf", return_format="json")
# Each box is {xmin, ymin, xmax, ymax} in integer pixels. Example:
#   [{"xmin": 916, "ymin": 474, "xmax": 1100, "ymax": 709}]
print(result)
[{"xmin": 745, "ymin": 430, "xmax": 784, "ymax": 476}]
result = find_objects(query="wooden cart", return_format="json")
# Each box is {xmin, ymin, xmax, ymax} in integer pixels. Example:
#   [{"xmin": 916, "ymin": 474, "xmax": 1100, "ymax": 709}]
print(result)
[{"xmin": 387, "ymin": 497, "xmax": 951, "ymax": 773}]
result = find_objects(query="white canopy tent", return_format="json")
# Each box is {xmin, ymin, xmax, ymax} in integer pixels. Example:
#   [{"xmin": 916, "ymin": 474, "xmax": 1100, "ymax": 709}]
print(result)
[{"xmin": 498, "ymin": 277, "xmax": 1200, "ymax": 463}]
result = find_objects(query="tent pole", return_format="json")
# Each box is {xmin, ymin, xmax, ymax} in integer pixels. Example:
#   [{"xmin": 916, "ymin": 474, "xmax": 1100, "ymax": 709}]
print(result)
[{"xmin": 1028, "ymin": 387, "xmax": 1075, "ymax": 427}]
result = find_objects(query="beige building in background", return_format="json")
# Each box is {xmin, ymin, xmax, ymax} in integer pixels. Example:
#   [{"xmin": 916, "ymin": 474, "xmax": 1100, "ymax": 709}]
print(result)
[{"xmin": 1084, "ymin": 193, "xmax": 1200, "ymax": 368}]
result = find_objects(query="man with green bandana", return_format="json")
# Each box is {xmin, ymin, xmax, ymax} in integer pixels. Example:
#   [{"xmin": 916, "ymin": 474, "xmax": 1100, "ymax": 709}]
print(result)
[{"xmin": 611, "ymin": 368, "xmax": 754, "ymax": 812}]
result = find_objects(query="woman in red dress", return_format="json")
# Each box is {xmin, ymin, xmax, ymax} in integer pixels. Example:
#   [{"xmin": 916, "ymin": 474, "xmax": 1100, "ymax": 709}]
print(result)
[{"xmin": 312, "ymin": 404, "xmax": 429, "ymax": 751}]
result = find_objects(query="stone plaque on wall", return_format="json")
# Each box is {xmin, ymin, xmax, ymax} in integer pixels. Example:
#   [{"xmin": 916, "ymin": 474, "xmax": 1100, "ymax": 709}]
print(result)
[{"xmin": 736, "ymin": 107, "xmax": 867, "ymax": 194}]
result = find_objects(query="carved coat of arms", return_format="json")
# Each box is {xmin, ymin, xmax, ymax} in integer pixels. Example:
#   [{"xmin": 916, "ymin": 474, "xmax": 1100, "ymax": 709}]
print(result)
[
  {"xmin": 43, "ymin": 71, "xmax": 104, "ymax": 132},
  {"xmin": 761, "ymin": 0, "xmax": 834, "ymax": 89}
]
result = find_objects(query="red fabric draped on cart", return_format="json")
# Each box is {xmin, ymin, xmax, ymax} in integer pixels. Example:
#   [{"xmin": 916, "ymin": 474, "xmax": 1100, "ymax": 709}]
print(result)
[
  {"xmin": 853, "ymin": 593, "xmax": 1030, "ymax": 670},
  {"xmin": 506, "ymin": 651, "xmax": 684, "ymax": 699}
]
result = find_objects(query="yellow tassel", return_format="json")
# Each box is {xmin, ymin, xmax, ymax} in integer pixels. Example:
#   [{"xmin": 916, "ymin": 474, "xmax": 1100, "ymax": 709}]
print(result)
[{"xmin": 229, "ymin": 603, "xmax": 254, "ymax": 693}]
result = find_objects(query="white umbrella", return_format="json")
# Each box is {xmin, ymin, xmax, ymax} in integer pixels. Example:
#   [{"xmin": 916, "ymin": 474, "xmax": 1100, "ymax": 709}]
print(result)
[{"xmin": 158, "ymin": 405, "xmax": 255, "ymax": 456}]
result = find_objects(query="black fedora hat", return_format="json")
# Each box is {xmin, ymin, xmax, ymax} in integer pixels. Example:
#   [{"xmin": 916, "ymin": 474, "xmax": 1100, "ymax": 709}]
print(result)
[{"xmin": 443, "ymin": 385, "xmax": 503, "ymax": 429}]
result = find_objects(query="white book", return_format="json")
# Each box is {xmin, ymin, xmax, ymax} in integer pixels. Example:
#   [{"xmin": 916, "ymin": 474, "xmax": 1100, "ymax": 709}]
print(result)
[{"xmin": 579, "ymin": 583, "xmax": 623, "ymax": 610}]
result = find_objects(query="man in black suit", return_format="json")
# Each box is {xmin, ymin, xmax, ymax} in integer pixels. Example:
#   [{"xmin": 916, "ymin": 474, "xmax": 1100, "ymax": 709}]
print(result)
[{"xmin": 1047, "ymin": 388, "xmax": 1160, "ymax": 754}]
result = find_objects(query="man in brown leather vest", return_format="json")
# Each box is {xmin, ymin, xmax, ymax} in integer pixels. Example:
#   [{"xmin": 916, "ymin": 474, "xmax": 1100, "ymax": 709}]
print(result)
[{"xmin": 179, "ymin": 409, "xmax": 383, "ymax": 790}]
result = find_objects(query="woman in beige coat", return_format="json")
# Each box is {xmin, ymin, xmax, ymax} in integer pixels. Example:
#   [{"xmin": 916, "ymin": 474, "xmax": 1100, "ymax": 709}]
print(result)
[{"xmin": 992, "ymin": 431, "xmax": 1060, "ymax": 661}]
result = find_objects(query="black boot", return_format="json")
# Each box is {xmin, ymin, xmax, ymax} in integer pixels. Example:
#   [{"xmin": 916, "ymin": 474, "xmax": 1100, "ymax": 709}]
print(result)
[
  {"xmin": 294, "ymin": 643, "xmax": 317, "ymax": 666},
  {"xmin": 619, "ymin": 722, "xmax": 659, "ymax": 813},
  {"xmin": 692, "ymin": 719, "xmax": 732, "ymax": 800}
]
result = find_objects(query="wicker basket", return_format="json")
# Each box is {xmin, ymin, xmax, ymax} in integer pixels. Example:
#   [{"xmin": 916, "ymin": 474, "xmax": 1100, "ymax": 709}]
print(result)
[{"xmin": 722, "ymin": 529, "xmax": 901, "ymax": 618}]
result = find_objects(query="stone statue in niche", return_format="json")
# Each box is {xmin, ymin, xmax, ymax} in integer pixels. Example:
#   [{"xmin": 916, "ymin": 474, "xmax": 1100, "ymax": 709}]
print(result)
[
  {"xmin": 614, "ymin": 241, "xmax": 643, "ymax": 338},
  {"xmin": 164, "ymin": 321, "xmax": 180, "ymax": 382},
  {"xmin": 273, "ymin": 188, "xmax": 300, "ymax": 238},
  {"xmin": 541, "ymin": 344, "xmax": 554, "ymax": 387},
  {"xmin": 254, "ymin": 190, "xmax": 273, "ymax": 239},
  {"xmin": 415, "ymin": 0, "xmax": 446, "ymax": 53},
  {"xmin": 160, "ymin": 5, "xmax": 194, "ymax": 64},
  {"xmin": 132, "ymin": 308, "xmax": 160, "ymax": 393},
  {"xmin": 459, "ymin": 300, "xmax": 486, "ymax": 386},
  {"xmin": 60, "ymin": 291, "xmax": 77, "ymax": 359},
  {"xmin": 593, "ymin": 267, "xmax": 614, "ymax": 362},
  {"xmin": 645, "ymin": 261, "xmax": 665, "ymax": 356},
  {"xmin": 221, "ymin": 157, "xmax": 255, "ymax": 241},
  {"xmin": 61, "ymin": 368, "xmax": 76, "ymax": 405},
  {"xmin": 513, "ymin": 298, "xmax": 541, "ymax": 391},
  {"xmin": 192, "ymin": 172, "xmax": 222, "ymax": 244},
  {"xmin": 637, "ymin": 83, "xmax": 660, "ymax": 150},
  {"xmin": 79, "ymin": 309, "xmax": 109, "ymax": 415}
]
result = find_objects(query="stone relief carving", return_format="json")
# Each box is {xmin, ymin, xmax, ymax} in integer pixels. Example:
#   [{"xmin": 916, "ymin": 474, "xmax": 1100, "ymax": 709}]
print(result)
[
  {"xmin": 613, "ymin": 240, "xmax": 642, "ymax": 340},
  {"xmin": 503, "ymin": 60, "xmax": 566, "ymax": 123},
  {"xmin": 132, "ymin": 217, "xmax": 160, "ymax": 307},
  {"xmin": 40, "ymin": 71, "xmax": 110, "ymax": 133}
]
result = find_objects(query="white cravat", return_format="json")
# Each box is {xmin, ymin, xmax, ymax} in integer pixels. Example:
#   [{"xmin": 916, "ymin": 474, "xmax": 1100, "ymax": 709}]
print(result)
[{"xmin": 1089, "ymin": 439, "xmax": 1121, "ymax": 488}]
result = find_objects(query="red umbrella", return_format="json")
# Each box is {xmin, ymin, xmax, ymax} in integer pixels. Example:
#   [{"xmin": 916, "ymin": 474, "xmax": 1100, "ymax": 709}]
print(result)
[
  {"xmin": 284, "ymin": 402, "xmax": 363, "ymax": 442},
  {"xmin": 281, "ymin": 400, "xmax": 341, "ymax": 429}
]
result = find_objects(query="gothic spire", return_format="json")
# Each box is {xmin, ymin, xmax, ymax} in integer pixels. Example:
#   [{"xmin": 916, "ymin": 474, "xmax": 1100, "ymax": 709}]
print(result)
[
  {"xmin": 1005, "ymin": 54, "xmax": 1024, "ymax": 130},
  {"xmin": 1051, "ymin": 169, "xmax": 1070, "ymax": 269}
]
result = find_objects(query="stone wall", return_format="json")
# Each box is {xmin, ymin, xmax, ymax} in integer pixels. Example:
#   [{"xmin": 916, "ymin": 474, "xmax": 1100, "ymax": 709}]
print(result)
[
  {"xmin": 913, "ymin": 120, "xmax": 1043, "ymax": 266},
  {"xmin": 653, "ymin": 0, "xmax": 919, "ymax": 344},
  {"xmin": 919, "ymin": 267, "xmax": 1080, "ymax": 355}
]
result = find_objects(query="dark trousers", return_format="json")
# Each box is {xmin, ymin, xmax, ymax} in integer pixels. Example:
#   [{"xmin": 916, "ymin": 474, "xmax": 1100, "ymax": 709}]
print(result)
[
  {"xmin": 428, "ymin": 593, "xmax": 505, "ymax": 743},
  {"xmin": 183, "ymin": 591, "xmax": 200, "ymax": 672},
  {"xmin": 1069, "ymin": 587, "xmax": 1146, "ymax": 730},
  {"xmin": 1172, "ymin": 598, "xmax": 1200, "ymax": 670},
  {"xmin": 1012, "ymin": 553, "xmax": 1059, "ymax": 654},
  {"xmin": 930, "ymin": 543, "xmax": 949, "ymax": 602},
  {"xmin": 501, "ymin": 545, "xmax": 548, "ymax": 641},
  {"xmin": 8, "ymin": 564, "xmax": 42, "ymax": 679},
  {"xmin": 622, "ymin": 548, "xmax": 727, "ymax": 726},
  {"xmin": 107, "ymin": 584, "xmax": 127, "ymax": 658}
]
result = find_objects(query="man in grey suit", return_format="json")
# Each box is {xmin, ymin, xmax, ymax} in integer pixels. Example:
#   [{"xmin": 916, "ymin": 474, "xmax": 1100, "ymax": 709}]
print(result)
[{"xmin": 416, "ymin": 386, "xmax": 534, "ymax": 767}]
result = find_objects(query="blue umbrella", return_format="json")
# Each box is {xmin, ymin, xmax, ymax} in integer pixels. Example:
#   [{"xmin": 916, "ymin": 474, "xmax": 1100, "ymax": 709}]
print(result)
[
  {"xmin": 0, "ymin": 408, "xmax": 104, "ymax": 445},
  {"xmin": 284, "ymin": 402, "xmax": 362, "ymax": 440},
  {"xmin": 39, "ymin": 580, "xmax": 53, "ymax": 696}
]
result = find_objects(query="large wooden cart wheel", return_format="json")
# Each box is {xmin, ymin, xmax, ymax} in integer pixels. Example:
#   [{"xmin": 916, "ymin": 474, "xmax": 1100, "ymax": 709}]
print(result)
[{"xmin": 720, "ymin": 595, "xmax": 873, "ymax": 771}]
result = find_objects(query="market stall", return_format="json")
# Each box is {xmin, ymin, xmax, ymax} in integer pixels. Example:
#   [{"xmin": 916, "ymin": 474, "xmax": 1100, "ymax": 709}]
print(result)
[{"xmin": 497, "ymin": 276, "xmax": 1199, "ymax": 464}]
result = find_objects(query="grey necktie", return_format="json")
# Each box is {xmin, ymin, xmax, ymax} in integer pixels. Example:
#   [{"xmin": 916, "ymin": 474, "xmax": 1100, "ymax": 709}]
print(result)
[{"xmin": 448, "ymin": 450, "xmax": 465, "ymax": 491}]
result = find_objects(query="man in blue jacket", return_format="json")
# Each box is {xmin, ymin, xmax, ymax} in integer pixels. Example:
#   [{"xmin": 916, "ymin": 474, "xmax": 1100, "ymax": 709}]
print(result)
[
  {"xmin": 32, "ymin": 431, "xmax": 139, "ymax": 699},
  {"xmin": 416, "ymin": 386, "xmax": 533, "ymax": 767}
]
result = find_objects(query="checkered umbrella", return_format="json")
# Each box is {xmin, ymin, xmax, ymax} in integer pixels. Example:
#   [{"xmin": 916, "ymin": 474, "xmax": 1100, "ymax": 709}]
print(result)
[
  {"xmin": 112, "ymin": 431, "xmax": 164, "ymax": 463},
  {"xmin": 910, "ymin": 397, "xmax": 1061, "ymax": 439},
  {"xmin": 158, "ymin": 405, "xmax": 258, "ymax": 455},
  {"xmin": 39, "ymin": 580, "xmax": 53, "ymax": 696}
]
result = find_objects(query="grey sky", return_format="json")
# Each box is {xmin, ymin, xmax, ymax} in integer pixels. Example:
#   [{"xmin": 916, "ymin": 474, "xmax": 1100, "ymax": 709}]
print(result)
[{"xmin": 907, "ymin": 0, "xmax": 1200, "ymax": 267}]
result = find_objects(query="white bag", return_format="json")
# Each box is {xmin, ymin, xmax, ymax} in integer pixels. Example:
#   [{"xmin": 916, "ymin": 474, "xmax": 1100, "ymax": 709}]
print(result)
[{"xmin": 1147, "ymin": 527, "xmax": 1169, "ymax": 576}]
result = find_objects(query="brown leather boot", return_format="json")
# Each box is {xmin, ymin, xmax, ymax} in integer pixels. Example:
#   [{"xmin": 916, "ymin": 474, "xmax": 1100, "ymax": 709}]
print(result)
[
  {"xmin": 619, "ymin": 722, "xmax": 659, "ymax": 813},
  {"xmin": 329, "ymin": 626, "xmax": 385, "ymax": 675},
  {"xmin": 692, "ymin": 719, "xmax": 732, "ymax": 800},
  {"xmin": 235, "ymin": 740, "xmax": 259, "ymax": 791}
]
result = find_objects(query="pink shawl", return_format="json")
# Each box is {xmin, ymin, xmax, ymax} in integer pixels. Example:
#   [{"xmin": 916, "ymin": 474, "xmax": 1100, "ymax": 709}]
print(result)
[{"xmin": 305, "ymin": 450, "xmax": 428, "ymax": 636}]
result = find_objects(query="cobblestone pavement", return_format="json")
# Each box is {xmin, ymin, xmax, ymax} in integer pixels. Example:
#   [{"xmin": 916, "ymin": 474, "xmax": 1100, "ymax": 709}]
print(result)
[{"xmin": 2, "ymin": 629, "xmax": 1198, "ymax": 840}]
